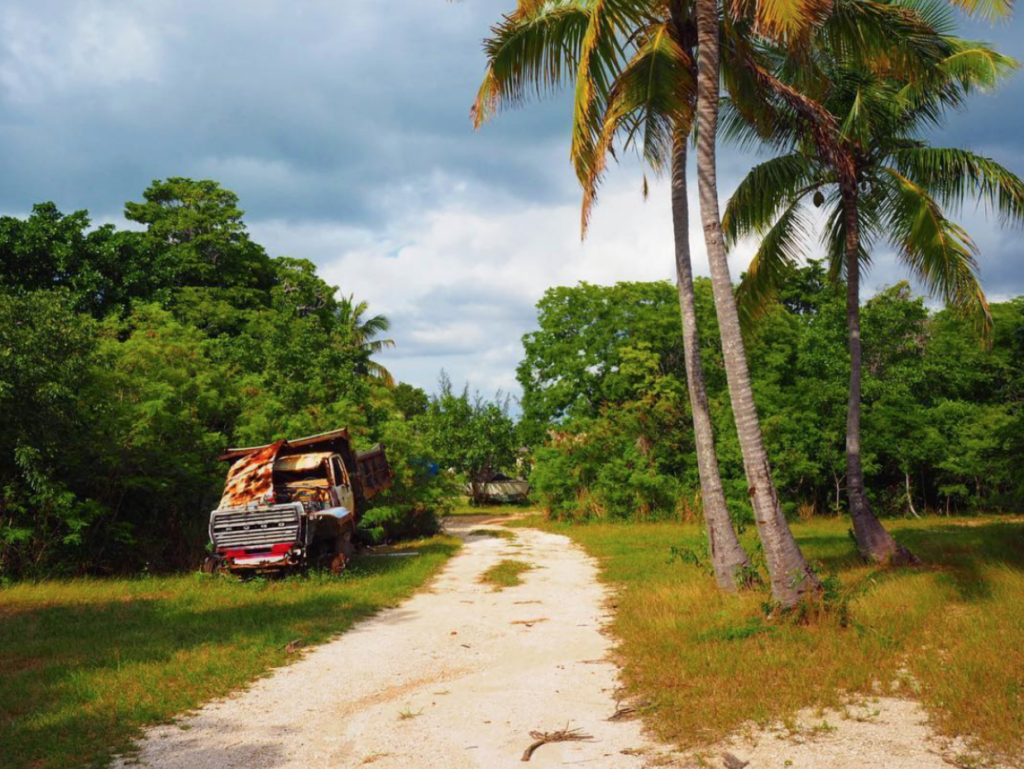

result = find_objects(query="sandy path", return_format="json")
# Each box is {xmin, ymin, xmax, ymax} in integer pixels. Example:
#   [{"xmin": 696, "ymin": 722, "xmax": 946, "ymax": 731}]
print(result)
[{"xmin": 118, "ymin": 522, "xmax": 659, "ymax": 769}]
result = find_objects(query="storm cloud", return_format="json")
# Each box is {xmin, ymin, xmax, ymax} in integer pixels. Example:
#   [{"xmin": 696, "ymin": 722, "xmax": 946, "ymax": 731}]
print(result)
[{"xmin": 1, "ymin": 0, "xmax": 1021, "ymax": 396}]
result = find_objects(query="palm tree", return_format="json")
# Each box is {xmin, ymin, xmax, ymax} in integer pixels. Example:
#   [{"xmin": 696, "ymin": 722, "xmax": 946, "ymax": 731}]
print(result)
[
  {"xmin": 474, "ymin": 0, "xmax": 753, "ymax": 591},
  {"xmin": 337, "ymin": 294, "xmax": 397, "ymax": 388},
  {"xmin": 688, "ymin": 0, "xmax": 1014, "ymax": 600},
  {"xmin": 723, "ymin": 19, "xmax": 1024, "ymax": 563}
]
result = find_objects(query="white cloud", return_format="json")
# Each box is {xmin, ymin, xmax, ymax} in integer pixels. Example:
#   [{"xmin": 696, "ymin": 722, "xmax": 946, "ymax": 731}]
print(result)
[{"xmin": 250, "ymin": 167, "xmax": 760, "ymax": 398}]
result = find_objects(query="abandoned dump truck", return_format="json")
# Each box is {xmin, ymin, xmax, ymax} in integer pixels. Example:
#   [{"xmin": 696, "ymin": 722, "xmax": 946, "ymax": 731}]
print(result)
[{"xmin": 204, "ymin": 429, "xmax": 393, "ymax": 575}]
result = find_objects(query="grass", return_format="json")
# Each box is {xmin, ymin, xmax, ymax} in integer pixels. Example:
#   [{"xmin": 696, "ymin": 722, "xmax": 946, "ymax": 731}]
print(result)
[
  {"xmin": 0, "ymin": 536, "xmax": 459, "ymax": 769},
  {"xmin": 445, "ymin": 497, "xmax": 535, "ymax": 517},
  {"xmin": 467, "ymin": 528, "xmax": 515, "ymax": 540},
  {"xmin": 479, "ymin": 559, "xmax": 533, "ymax": 590},
  {"xmin": 532, "ymin": 516, "xmax": 1024, "ymax": 764}
]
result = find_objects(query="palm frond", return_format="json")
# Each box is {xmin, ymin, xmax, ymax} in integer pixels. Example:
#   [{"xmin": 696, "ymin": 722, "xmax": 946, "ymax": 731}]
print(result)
[
  {"xmin": 368, "ymin": 360, "xmax": 397, "ymax": 389},
  {"xmin": 582, "ymin": 20, "xmax": 695, "ymax": 233},
  {"xmin": 473, "ymin": 2, "xmax": 592, "ymax": 127},
  {"xmin": 723, "ymin": 152, "xmax": 821, "ymax": 245},
  {"xmin": 939, "ymin": 41, "xmax": 1019, "ymax": 93},
  {"xmin": 747, "ymin": 0, "xmax": 833, "ymax": 44},
  {"xmin": 943, "ymin": 0, "xmax": 1014, "ymax": 22},
  {"xmin": 822, "ymin": 188, "xmax": 875, "ymax": 282},
  {"xmin": 877, "ymin": 166, "xmax": 992, "ymax": 338},
  {"xmin": 891, "ymin": 147, "xmax": 1024, "ymax": 225},
  {"xmin": 736, "ymin": 199, "xmax": 813, "ymax": 328},
  {"xmin": 818, "ymin": 0, "xmax": 952, "ymax": 78},
  {"xmin": 570, "ymin": 0, "xmax": 648, "ymax": 191}
]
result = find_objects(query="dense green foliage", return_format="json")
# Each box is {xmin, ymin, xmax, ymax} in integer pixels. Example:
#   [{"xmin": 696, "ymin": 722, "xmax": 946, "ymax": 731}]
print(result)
[
  {"xmin": 0, "ymin": 180, "xmax": 462, "ymax": 577},
  {"xmin": 424, "ymin": 374, "xmax": 518, "ymax": 498},
  {"xmin": 523, "ymin": 266, "xmax": 1024, "ymax": 522}
]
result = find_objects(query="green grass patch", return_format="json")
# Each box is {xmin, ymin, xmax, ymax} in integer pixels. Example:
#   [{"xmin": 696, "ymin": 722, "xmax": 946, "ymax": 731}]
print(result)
[
  {"xmin": 531, "ymin": 516, "xmax": 1024, "ymax": 762},
  {"xmin": 504, "ymin": 514, "xmax": 545, "ymax": 529},
  {"xmin": 0, "ymin": 536, "xmax": 459, "ymax": 769},
  {"xmin": 446, "ymin": 497, "xmax": 535, "ymax": 517},
  {"xmin": 467, "ymin": 528, "xmax": 515, "ymax": 540},
  {"xmin": 479, "ymin": 559, "xmax": 532, "ymax": 589}
]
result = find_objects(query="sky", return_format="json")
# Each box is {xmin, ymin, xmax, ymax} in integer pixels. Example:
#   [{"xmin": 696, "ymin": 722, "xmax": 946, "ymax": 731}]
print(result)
[{"xmin": 1, "ymin": 1, "xmax": 1022, "ymax": 399}]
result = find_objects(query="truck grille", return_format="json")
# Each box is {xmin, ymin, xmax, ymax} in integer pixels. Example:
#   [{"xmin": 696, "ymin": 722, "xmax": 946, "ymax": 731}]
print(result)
[{"xmin": 211, "ymin": 504, "xmax": 301, "ymax": 550}]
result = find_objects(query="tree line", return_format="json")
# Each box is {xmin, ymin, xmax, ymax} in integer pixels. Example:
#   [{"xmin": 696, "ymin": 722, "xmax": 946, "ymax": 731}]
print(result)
[
  {"xmin": 522, "ymin": 271, "xmax": 1023, "ymax": 519},
  {"xmin": 0, "ymin": 180, "xmax": 515, "ymax": 578}
]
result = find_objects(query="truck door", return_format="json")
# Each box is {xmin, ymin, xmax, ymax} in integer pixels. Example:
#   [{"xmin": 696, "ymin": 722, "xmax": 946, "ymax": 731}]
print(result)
[{"xmin": 330, "ymin": 456, "xmax": 355, "ymax": 513}]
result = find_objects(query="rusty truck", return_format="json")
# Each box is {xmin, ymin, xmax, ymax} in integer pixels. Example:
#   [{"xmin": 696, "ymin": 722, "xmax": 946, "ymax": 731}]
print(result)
[{"xmin": 204, "ymin": 429, "xmax": 393, "ymax": 575}]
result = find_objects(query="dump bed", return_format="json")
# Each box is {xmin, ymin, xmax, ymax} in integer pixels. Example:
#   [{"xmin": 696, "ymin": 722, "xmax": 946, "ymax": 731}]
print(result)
[
  {"xmin": 219, "ymin": 428, "xmax": 393, "ymax": 511},
  {"xmin": 355, "ymin": 445, "xmax": 393, "ymax": 500}
]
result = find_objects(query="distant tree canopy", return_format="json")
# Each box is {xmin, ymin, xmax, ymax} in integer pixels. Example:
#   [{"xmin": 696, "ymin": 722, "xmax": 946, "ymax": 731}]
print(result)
[
  {"xmin": 423, "ymin": 373, "xmax": 518, "ymax": 489},
  {"xmin": 0, "ymin": 179, "xmax": 451, "ymax": 577},
  {"xmin": 523, "ymin": 267, "xmax": 1024, "ymax": 522}
]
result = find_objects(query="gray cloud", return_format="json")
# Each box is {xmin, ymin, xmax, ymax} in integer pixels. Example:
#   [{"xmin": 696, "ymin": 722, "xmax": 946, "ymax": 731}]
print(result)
[
  {"xmin": 0, "ymin": 0, "xmax": 577, "ymax": 223},
  {"xmin": 1, "ymin": 1, "xmax": 1022, "ymax": 396}
]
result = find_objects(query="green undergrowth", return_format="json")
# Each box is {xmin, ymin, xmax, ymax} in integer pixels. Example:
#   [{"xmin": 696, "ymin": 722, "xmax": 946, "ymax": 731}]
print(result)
[
  {"xmin": 479, "ymin": 559, "xmax": 532, "ymax": 589},
  {"xmin": 0, "ymin": 536, "xmax": 460, "ymax": 769},
  {"xmin": 532, "ymin": 516, "xmax": 1024, "ymax": 764}
]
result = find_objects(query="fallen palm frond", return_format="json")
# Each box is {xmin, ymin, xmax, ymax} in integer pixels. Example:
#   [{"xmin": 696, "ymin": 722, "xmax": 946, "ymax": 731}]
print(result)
[
  {"xmin": 521, "ymin": 725, "xmax": 594, "ymax": 762},
  {"xmin": 608, "ymin": 703, "xmax": 637, "ymax": 721}
]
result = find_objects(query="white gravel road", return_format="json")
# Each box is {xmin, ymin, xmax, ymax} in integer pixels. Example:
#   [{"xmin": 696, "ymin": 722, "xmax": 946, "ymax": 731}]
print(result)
[
  {"xmin": 118, "ymin": 522, "xmax": 661, "ymax": 769},
  {"xmin": 117, "ymin": 519, "xmax": 985, "ymax": 769}
]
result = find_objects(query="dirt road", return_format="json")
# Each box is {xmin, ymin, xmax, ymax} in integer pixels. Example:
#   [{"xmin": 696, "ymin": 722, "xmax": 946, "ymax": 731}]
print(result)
[{"xmin": 118, "ymin": 521, "xmax": 660, "ymax": 768}]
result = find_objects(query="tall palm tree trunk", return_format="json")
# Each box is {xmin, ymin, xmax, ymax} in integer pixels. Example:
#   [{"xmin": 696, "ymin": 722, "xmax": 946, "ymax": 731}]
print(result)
[
  {"xmin": 693, "ymin": 0, "xmax": 819, "ymax": 606},
  {"xmin": 841, "ymin": 191, "xmax": 918, "ymax": 566},
  {"xmin": 671, "ymin": 136, "xmax": 751, "ymax": 590}
]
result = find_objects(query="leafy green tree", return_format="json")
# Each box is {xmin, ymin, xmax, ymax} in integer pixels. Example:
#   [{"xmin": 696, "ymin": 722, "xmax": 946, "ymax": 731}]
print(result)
[
  {"xmin": 391, "ymin": 382, "xmax": 430, "ymax": 420},
  {"xmin": 125, "ymin": 177, "xmax": 275, "ymax": 296},
  {"xmin": 523, "ymin": 268, "xmax": 1024, "ymax": 525},
  {"xmin": 0, "ymin": 204, "xmax": 150, "ymax": 317},
  {"xmin": 518, "ymin": 281, "xmax": 685, "ymax": 437},
  {"xmin": 0, "ymin": 291, "xmax": 100, "ymax": 573},
  {"xmin": 0, "ymin": 179, "xmax": 431, "ymax": 577},
  {"xmin": 423, "ymin": 374, "xmax": 517, "ymax": 501}
]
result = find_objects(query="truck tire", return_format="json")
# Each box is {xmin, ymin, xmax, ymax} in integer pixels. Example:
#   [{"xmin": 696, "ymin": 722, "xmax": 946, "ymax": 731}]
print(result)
[
  {"xmin": 330, "ymin": 528, "xmax": 355, "ymax": 575},
  {"xmin": 200, "ymin": 555, "xmax": 223, "ymax": 575}
]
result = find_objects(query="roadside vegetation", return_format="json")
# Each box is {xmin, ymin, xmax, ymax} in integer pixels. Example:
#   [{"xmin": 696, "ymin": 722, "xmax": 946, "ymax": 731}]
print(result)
[
  {"xmin": 479, "ymin": 559, "xmax": 532, "ymax": 590},
  {"xmin": 0, "ymin": 181, "xmax": 519, "ymax": 577},
  {"xmin": 0, "ymin": 537, "xmax": 459, "ymax": 769},
  {"xmin": 539, "ymin": 516, "xmax": 1024, "ymax": 762}
]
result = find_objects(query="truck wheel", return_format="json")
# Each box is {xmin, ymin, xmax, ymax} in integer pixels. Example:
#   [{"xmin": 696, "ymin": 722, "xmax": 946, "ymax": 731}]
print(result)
[
  {"xmin": 330, "ymin": 529, "xmax": 355, "ymax": 574},
  {"xmin": 200, "ymin": 555, "xmax": 222, "ymax": 575}
]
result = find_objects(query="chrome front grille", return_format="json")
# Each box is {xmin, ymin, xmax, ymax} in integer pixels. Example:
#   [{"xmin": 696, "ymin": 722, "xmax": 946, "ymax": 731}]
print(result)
[{"xmin": 210, "ymin": 504, "xmax": 301, "ymax": 550}]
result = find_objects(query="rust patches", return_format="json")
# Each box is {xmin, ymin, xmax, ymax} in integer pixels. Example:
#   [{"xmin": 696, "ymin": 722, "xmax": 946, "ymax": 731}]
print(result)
[
  {"xmin": 219, "ymin": 440, "xmax": 284, "ymax": 509},
  {"xmin": 274, "ymin": 452, "xmax": 333, "ymax": 473}
]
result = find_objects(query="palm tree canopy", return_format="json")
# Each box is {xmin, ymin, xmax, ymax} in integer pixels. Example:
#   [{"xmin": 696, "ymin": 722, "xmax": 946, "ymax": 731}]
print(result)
[
  {"xmin": 722, "ymin": 5, "xmax": 1024, "ymax": 336},
  {"xmin": 472, "ymin": 0, "xmax": 996, "ymax": 235},
  {"xmin": 337, "ymin": 294, "xmax": 397, "ymax": 387}
]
